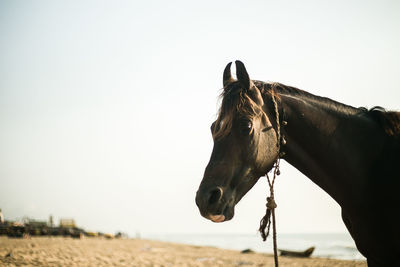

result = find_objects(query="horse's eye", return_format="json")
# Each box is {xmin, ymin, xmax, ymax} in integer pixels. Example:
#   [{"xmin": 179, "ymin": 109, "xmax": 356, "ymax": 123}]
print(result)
[{"xmin": 241, "ymin": 121, "xmax": 253, "ymax": 135}]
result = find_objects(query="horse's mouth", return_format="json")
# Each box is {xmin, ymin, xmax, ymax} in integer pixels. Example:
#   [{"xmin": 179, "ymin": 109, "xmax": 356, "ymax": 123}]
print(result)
[
  {"xmin": 209, "ymin": 214, "xmax": 225, "ymax": 223},
  {"xmin": 207, "ymin": 205, "xmax": 233, "ymax": 223}
]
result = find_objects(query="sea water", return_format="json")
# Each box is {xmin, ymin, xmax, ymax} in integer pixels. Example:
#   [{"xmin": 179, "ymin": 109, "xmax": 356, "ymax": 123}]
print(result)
[{"xmin": 146, "ymin": 232, "xmax": 365, "ymax": 261}]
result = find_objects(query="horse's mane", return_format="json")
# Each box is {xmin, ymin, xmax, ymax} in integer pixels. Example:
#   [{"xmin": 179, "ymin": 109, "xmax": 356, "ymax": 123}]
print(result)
[
  {"xmin": 362, "ymin": 107, "xmax": 400, "ymax": 137},
  {"xmin": 213, "ymin": 80, "xmax": 400, "ymax": 140},
  {"xmin": 263, "ymin": 81, "xmax": 400, "ymax": 137},
  {"xmin": 259, "ymin": 81, "xmax": 359, "ymax": 115}
]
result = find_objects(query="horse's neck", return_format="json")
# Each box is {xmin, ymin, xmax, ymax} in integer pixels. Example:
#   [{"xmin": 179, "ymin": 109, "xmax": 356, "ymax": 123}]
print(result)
[{"xmin": 277, "ymin": 92, "xmax": 385, "ymax": 208}]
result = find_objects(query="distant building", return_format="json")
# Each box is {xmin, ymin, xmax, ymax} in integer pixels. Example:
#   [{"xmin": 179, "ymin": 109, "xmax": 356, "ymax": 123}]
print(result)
[
  {"xmin": 27, "ymin": 219, "xmax": 47, "ymax": 227},
  {"xmin": 59, "ymin": 218, "xmax": 76, "ymax": 228},
  {"xmin": 49, "ymin": 215, "xmax": 54, "ymax": 227}
]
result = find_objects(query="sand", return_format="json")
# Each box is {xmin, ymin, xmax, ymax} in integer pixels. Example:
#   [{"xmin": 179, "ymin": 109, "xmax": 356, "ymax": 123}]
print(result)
[{"xmin": 0, "ymin": 236, "xmax": 366, "ymax": 267}]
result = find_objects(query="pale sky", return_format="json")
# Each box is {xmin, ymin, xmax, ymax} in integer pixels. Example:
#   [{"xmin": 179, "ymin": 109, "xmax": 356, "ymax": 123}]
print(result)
[{"xmin": 1, "ymin": 0, "xmax": 399, "ymax": 236}]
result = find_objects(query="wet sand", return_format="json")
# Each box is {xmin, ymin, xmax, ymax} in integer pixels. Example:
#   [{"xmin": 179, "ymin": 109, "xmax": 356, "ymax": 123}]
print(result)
[{"xmin": 0, "ymin": 236, "xmax": 366, "ymax": 266}]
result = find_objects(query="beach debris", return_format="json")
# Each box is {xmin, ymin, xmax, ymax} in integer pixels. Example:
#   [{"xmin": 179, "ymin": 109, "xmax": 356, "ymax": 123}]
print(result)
[
  {"xmin": 241, "ymin": 248, "xmax": 255, "ymax": 254},
  {"xmin": 115, "ymin": 231, "xmax": 128, "ymax": 239}
]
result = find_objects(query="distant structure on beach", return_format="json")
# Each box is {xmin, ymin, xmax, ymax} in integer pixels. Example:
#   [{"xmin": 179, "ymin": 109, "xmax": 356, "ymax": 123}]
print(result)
[
  {"xmin": 49, "ymin": 215, "xmax": 54, "ymax": 227},
  {"xmin": 0, "ymin": 211, "xmax": 128, "ymax": 239},
  {"xmin": 59, "ymin": 218, "xmax": 76, "ymax": 228}
]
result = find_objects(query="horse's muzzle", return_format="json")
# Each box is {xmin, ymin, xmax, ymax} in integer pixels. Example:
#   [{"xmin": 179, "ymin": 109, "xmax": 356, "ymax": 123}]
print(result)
[{"xmin": 195, "ymin": 186, "xmax": 233, "ymax": 222}]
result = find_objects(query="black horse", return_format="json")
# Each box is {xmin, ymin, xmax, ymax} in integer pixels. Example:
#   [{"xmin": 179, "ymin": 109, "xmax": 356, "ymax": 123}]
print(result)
[{"xmin": 196, "ymin": 61, "xmax": 400, "ymax": 266}]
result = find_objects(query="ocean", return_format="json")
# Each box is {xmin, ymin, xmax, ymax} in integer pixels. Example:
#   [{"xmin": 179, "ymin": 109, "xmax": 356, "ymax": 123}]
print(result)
[{"xmin": 146, "ymin": 232, "xmax": 365, "ymax": 261}]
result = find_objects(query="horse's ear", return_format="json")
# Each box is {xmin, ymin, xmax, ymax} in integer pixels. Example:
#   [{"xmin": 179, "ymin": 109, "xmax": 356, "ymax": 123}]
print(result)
[
  {"xmin": 223, "ymin": 62, "xmax": 234, "ymax": 88},
  {"xmin": 235, "ymin": 60, "xmax": 251, "ymax": 90}
]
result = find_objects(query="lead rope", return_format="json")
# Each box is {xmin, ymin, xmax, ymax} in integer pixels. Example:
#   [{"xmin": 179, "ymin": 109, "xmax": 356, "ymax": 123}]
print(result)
[{"xmin": 259, "ymin": 92, "xmax": 282, "ymax": 267}]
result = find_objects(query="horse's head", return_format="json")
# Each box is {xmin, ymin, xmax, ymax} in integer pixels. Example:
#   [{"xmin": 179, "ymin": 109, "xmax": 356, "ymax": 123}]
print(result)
[{"xmin": 196, "ymin": 61, "xmax": 280, "ymax": 223}]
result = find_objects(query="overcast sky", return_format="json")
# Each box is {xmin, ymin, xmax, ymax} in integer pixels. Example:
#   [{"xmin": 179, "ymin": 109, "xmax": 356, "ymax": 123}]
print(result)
[{"xmin": 1, "ymin": 0, "xmax": 399, "ymax": 237}]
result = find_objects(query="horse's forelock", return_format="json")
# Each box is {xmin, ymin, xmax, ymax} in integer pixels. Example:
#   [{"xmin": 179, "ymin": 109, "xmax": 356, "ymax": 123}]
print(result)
[{"xmin": 212, "ymin": 85, "xmax": 267, "ymax": 140}]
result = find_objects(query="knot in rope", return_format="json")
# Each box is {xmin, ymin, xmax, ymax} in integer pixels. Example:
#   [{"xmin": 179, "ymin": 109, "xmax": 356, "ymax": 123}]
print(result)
[{"xmin": 266, "ymin": 197, "xmax": 277, "ymax": 210}]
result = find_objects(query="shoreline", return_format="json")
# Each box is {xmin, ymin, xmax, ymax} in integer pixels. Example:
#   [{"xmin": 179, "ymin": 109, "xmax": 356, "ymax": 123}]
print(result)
[
  {"xmin": 144, "ymin": 232, "xmax": 364, "ymax": 261},
  {"xmin": 0, "ymin": 236, "xmax": 367, "ymax": 266}
]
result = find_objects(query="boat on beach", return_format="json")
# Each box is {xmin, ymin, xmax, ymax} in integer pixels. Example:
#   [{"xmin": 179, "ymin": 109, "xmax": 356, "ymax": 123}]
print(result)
[{"xmin": 279, "ymin": 246, "xmax": 315, "ymax": 257}]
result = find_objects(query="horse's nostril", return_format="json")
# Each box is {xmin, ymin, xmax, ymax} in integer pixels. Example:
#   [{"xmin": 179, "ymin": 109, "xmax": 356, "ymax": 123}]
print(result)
[{"xmin": 208, "ymin": 187, "xmax": 223, "ymax": 205}]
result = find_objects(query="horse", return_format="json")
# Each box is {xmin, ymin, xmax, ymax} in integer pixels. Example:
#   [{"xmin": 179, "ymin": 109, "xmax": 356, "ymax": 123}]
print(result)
[{"xmin": 195, "ymin": 61, "xmax": 400, "ymax": 266}]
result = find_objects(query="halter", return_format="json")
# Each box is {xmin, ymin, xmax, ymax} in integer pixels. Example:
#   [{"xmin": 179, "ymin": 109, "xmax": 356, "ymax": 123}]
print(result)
[{"xmin": 259, "ymin": 86, "xmax": 287, "ymax": 267}]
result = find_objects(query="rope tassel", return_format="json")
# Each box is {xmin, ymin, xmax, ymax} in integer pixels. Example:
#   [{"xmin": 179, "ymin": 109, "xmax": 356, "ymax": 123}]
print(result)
[{"xmin": 259, "ymin": 197, "xmax": 276, "ymax": 241}]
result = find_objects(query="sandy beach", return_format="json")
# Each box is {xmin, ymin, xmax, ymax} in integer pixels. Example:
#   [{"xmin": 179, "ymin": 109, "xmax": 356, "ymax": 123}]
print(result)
[{"xmin": 0, "ymin": 236, "xmax": 366, "ymax": 267}]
